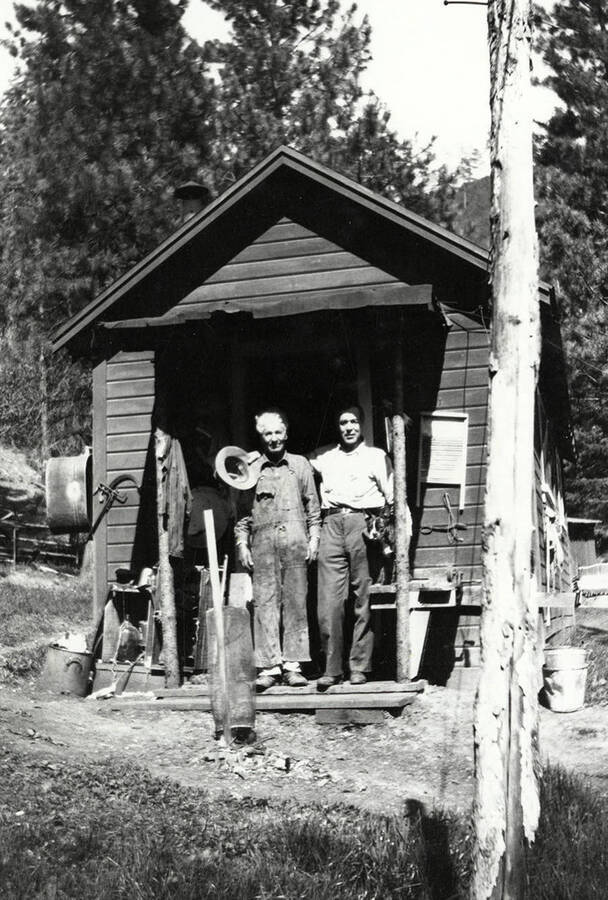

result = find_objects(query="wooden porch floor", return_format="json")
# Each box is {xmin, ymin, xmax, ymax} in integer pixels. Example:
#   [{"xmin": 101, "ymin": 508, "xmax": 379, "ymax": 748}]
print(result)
[{"xmin": 104, "ymin": 678, "xmax": 425, "ymax": 716}]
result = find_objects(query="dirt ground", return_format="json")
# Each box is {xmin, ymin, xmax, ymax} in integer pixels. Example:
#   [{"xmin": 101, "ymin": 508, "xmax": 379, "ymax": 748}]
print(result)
[{"xmin": 2, "ymin": 668, "xmax": 608, "ymax": 816}]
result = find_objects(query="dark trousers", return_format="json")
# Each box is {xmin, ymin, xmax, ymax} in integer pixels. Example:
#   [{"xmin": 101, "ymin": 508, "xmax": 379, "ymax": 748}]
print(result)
[{"xmin": 317, "ymin": 512, "xmax": 373, "ymax": 677}]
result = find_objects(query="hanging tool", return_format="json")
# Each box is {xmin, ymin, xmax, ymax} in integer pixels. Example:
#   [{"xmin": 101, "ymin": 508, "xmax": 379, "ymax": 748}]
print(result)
[
  {"xmin": 85, "ymin": 474, "xmax": 140, "ymax": 542},
  {"xmin": 420, "ymin": 492, "xmax": 468, "ymax": 544}
]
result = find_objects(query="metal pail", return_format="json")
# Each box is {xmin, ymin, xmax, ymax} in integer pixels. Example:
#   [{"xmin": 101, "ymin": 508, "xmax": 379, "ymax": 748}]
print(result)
[
  {"xmin": 45, "ymin": 450, "xmax": 92, "ymax": 534},
  {"xmin": 41, "ymin": 644, "xmax": 93, "ymax": 697},
  {"xmin": 542, "ymin": 646, "xmax": 588, "ymax": 713}
]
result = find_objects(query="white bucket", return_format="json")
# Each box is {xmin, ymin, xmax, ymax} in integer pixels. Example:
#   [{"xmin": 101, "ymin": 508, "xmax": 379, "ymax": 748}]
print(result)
[{"xmin": 542, "ymin": 646, "xmax": 588, "ymax": 713}]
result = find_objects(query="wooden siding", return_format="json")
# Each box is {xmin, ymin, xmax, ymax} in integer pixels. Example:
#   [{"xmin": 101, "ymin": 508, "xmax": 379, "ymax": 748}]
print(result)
[
  {"xmin": 175, "ymin": 218, "xmax": 400, "ymax": 315},
  {"xmin": 411, "ymin": 321, "xmax": 489, "ymax": 600},
  {"xmin": 92, "ymin": 360, "xmax": 107, "ymax": 619},
  {"xmin": 103, "ymin": 350, "xmax": 154, "ymax": 588}
]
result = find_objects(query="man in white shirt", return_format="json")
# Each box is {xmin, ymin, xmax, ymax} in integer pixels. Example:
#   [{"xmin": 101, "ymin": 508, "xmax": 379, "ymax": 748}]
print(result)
[{"xmin": 309, "ymin": 404, "xmax": 393, "ymax": 690}]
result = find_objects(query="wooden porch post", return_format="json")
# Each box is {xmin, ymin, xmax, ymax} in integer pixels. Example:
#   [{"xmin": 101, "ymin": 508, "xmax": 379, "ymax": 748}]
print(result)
[
  {"xmin": 155, "ymin": 427, "xmax": 181, "ymax": 688},
  {"xmin": 472, "ymin": 1, "xmax": 541, "ymax": 897},
  {"xmin": 393, "ymin": 319, "xmax": 411, "ymax": 682}
]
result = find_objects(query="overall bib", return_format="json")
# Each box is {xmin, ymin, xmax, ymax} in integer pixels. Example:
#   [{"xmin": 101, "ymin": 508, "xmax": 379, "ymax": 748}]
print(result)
[{"xmin": 251, "ymin": 462, "xmax": 310, "ymax": 668}]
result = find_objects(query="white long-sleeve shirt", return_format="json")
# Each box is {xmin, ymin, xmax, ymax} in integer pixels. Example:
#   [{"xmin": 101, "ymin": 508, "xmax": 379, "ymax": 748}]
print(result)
[{"xmin": 309, "ymin": 442, "xmax": 393, "ymax": 510}]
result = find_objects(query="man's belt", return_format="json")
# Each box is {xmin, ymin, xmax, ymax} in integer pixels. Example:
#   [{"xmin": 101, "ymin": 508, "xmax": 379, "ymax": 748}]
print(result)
[{"xmin": 323, "ymin": 505, "xmax": 382, "ymax": 518}]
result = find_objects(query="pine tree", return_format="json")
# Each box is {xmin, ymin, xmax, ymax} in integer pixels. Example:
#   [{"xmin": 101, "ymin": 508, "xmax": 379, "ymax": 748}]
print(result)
[
  {"xmin": 0, "ymin": 0, "xmax": 464, "ymax": 458},
  {"xmin": 205, "ymin": 0, "xmax": 460, "ymax": 222},
  {"xmin": 0, "ymin": 0, "xmax": 216, "ymax": 457},
  {"xmin": 534, "ymin": 0, "xmax": 608, "ymax": 540}
]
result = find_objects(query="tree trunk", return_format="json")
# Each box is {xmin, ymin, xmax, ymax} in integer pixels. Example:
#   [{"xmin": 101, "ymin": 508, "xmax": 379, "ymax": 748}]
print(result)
[
  {"xmin": 155, "ymin": 427, "xmax": 181, "ymax": 688},
  {"xmin": 393, "ymin": 324, "xmax": 411, "ymax": 683},
  {"xmin": 39, "ymin": 341, "xmax": 49, "ymax": 461},
  {"xmin": 472, "ymin": 2, "xmax": 541, "ymax": 898}
]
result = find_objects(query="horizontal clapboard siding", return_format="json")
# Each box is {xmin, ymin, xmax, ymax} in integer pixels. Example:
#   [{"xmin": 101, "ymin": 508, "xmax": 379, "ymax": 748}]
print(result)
[
  {"xmin": 176, "ymin": 219, "xmax": 400, "ymax": 315},
  {"xmin": 411, "ymin": 325, "xmax": 489, "ymax": 601},
  {"xmin": 105, "ymin": 350, "xmax": 154, "ymax": 585}
]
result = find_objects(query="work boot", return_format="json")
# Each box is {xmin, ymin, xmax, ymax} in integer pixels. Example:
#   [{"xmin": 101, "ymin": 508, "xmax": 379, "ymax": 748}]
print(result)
[
  {"xmin": 255, "ymin": 670, "xmax": 281, "ymax": 693},
  {"xmin": 349, "ymin": 671, "xmax": 367, "ymax": 686},
  {"xmin": 283, "ymin": 670, "xmax": 308, "ymax": 688},
  {"xmin": 316, "ymin": 674, "xmax": 343, "ymax": 692}
]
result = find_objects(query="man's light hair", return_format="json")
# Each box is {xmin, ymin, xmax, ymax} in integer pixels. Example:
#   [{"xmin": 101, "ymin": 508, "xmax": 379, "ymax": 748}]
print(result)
[{"xmin": 255, "ymin": 410, "xmax": 287, "ymax": 435}]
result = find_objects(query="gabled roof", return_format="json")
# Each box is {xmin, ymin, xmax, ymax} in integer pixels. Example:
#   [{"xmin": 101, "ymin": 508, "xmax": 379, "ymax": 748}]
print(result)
[{"xmin": 52, "ymin": 145, "xmax": 547, "ymax": 354}]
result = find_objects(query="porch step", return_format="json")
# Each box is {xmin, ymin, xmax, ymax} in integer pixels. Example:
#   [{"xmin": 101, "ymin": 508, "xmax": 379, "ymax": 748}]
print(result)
[
  {"xmin": 105, "ymin": 679, "xmax": 425, "ymax": 714},
  {"xmin": 155, "ymin": 679, "xmax": 425, "ymax": 699}
]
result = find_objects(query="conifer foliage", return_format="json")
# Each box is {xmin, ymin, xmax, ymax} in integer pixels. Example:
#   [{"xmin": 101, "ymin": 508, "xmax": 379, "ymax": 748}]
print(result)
[
  {"xmin": 0, "ymin": 0, "xmax": 216, "ymax": 458},
  {"xmin": 535, "ymin": 0, "xmax": 608, "ymax": 539},
  {"xmin": 0, "ymin": 0, "xmax": 461, "ymax": 459}
]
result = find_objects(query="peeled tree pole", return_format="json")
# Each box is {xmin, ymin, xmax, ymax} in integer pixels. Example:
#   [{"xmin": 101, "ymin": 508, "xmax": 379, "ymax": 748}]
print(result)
[
  {"xmin": 155, "ymin": 428, "xmax": 181, "ymax": 689},
  {"xmin": 472, "ymin": 1, "xmax": 541, "ymax": 898}
]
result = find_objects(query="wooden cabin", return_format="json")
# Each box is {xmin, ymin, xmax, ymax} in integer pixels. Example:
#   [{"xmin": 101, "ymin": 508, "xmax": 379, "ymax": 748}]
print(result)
[{"xmin": 51, "ymin": 147, "xmax": 574, "ymax": 685}]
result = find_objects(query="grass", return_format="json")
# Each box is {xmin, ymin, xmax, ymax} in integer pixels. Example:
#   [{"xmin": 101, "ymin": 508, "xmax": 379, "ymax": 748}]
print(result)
[
  {"xmin": 0, "ymin": 752, "xmax": 471, "ymax": 900},
  {"xmin": 0, "ymin": 567, "xmax": 91, "ymax": 682},
  {"xmin": 529, "ymin": 767, "xmax": 608, "ymax": 899},
  {"xmin": 1, "ymin": 753, "xmax": 608, "ymax": 899}
]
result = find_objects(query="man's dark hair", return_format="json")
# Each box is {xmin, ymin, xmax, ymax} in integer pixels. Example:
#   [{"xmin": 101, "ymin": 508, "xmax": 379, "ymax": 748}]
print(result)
[{"xmin": 336, "ymin": 403, "xmax": 364, "ymax": 425}]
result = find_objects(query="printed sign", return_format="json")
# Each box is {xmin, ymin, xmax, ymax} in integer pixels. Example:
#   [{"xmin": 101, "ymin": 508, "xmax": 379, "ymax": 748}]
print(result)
[{"xmin": 417, "ymin": 412, "xmax": 468, "ymax": 508}]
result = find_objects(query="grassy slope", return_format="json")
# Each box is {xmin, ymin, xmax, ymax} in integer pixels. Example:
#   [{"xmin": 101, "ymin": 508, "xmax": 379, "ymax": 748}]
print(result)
[{"xmin": 0, "ymin": 569, "xmax": 91, "ymax": 681}]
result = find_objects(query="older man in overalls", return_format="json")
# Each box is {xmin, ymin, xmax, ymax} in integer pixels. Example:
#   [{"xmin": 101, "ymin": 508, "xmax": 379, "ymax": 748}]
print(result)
[{"xmin": 235, "ymin": 409, "xmax": 321, "ymax": 691}]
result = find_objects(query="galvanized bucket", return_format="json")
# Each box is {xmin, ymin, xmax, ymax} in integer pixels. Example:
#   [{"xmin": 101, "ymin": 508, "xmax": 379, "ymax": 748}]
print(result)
[
  {"xmin": 45, "ymin": 449, "xmax": 92, "ymax": 535},
  {"xmin": 41, "ymin": 644, "xmax": 93, "ymax": 697},
  {"xmin": 543, "ymin": 646, "xmax": 588, "ymax": 713}
]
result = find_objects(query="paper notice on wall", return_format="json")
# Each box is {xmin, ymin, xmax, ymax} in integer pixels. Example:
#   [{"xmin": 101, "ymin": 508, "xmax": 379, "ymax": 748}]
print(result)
[{"xmin": 417, "ymin": 412, "xmax": 468, "ymax": 508}]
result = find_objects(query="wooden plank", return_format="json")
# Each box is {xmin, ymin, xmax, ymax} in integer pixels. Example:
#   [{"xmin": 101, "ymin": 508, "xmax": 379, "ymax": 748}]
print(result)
[
  {"xmin": 108, "ymin": 692, "xmax": 418, "ymax": 712},
  {"xmin": 444, "ymin": 330, "xmax": 491, "ymax": 350},
  {"xmin": 107, "ymin": 506, "xmax": 139, "ymax": 527},
  {"xmin": 177, "ymin": 265, "xmax": 399, "ymax": 306},
  {"xmin": 419, "ymin": 505, "xmax": 482, "ymax": 527},
  {"xmin": 108, "ymin": 543, "xmax": 135, "ymax": 562},
  {"xmin": 107, "ymin": 451, "xmax": 148, "ymax": 470},
  {"xmin": 107, "ymin": 397, "xmax": 155, "ymax": 418},
  {"xmin": 107, "ymin": 378, "xmax": 155, "ymax": 400},
  {"xmin": 230, "ymin": 235, "xmax": 343, "ymax": 264},
  {"xmin": 107, "ymin": 466, "xmax": 145, "ymax": 481},
  {"xmin": 435, "ymin": 386, "xmax": 488, "ymax": 408},
  {"xmin": 108, "ymin": 524, "xmax": 138, "ymax": 545},
  {"xmin": 110, "ymin": 350, "xmax": 155, "ymax": 364},
  {"xmin": 107, "ymin": 360, "xmax": 156, "ymax": 382},
  {"xmin": 204, "ymin": 250, "xmax": 370, "ymax": 285},
  {"xmin": 423, "ymin": 485, "xmax": 485, "ymax": 508},
  {"xmin": 438, "ymin": 366, "xmax": 490, "ymax": 391},
  {"xmin": 154, "ymin": 680, "xmax": 425, "ymax": 698},
  {"xmin": 442, "ymin": 347, "xmax": 490, "ymax": 371},
  {"xmin": 108, "ymin": 414, "xmax": 153, "ymax": 435},
  {"xmin": 92, "ymin": 359, "xmax": 108, "ymax": 620},
  {"xmin": 252, "ymin": 220, "xmax": 317, "ymax": 243},
  {"xmin": 316, "ymin": 708, "xmax": 385, "ymax": 725},
  {"xmin": 107, "ymin": 432, "xmax": 151, "ymax": 453},
  {"xmin": 159, "ymin": 282, "xmax": 432, "ymax": 324}
]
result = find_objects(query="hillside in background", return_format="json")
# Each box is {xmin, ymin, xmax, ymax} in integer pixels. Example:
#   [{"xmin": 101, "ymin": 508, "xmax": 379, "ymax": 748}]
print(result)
[{"xmin": 0, "ymin": 446, "xmax": 44, "ymax": 520}]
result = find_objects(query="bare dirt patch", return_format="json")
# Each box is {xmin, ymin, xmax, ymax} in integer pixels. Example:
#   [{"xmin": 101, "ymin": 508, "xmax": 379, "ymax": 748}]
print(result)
[{"xmin": 2, "ymin": 668, "xmax": 608, "ymax": 816}]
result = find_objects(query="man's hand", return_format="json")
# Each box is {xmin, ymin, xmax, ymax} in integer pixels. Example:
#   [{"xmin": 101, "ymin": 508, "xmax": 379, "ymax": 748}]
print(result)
[
  {"xmin": 306, "ymin": 537, "xmax": 320, "ymax": 563},
  {"xmin": 237, "ymin": 543, "xmax": 254, "ymax": 571}
]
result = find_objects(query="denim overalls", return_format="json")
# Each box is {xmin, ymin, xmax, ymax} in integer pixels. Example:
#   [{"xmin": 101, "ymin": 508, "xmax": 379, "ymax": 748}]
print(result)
[{"xmin": 251, "ymin": 459, "xmax": 310, "ymax": 668}]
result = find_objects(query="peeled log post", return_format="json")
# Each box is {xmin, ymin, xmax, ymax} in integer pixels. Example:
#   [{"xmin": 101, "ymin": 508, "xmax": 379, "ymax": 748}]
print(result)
[
  {"xmin": 472, "ymin": 2, "xmax": 541, "ymax": 898},
  {"xmin": 393, "ymin": 323, "xmax": 411, "ymax": 683},
  {"xmin": 155, "ymin": 427, "xmax": 181, "ymax": 688}
]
